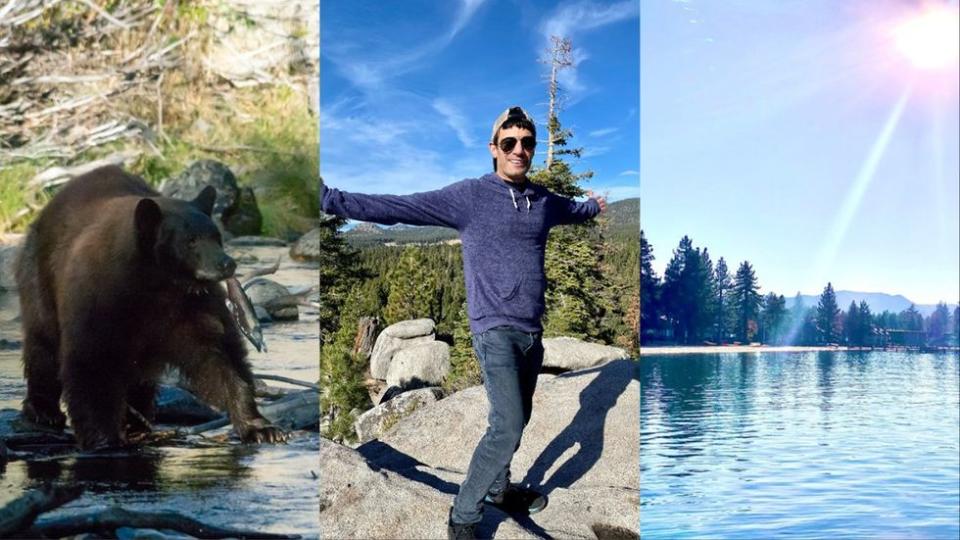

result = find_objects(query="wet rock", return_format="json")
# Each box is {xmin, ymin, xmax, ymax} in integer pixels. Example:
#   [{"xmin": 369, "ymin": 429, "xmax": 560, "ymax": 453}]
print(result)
[
  {"xmin": 0, "ymin": 245, "xmax": 21, "ymax": 290},
  {"xmin": 288, "ymin": 228, "xmax": 321, "ymax": 262},
  {"xmin": 155, "ymin": 386, "xmax": 221, "ymax": 425},
  {"xmin": 385, "ymin": 342, "xmax": 450, "ymax": 389},
  {"xmin": 353, "ymin": 387, "xmax": 443, "ymax": 444},
  {"xmin": 369, "ymin": 319, "xmax": 437, "ymax": 380},
  {"xmin": 161, "ymin": 160, "xmax": 261, "ymax": 238},
  {"xmin": 543, "ymin": 337, "xmax": 629, "ymax": 371},
  {"xmin": 243, "ymin": 278, "xmax": 298, "ymax": 321}
]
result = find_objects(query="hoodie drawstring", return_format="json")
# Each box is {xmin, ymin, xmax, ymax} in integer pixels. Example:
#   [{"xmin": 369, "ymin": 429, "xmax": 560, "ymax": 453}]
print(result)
[{"xmin": 508, "ymin": 188, "xmax": 532, "ymax": 212}]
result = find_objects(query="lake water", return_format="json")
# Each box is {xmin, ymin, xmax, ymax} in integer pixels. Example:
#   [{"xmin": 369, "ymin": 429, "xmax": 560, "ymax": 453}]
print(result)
[{"xmin": 640, "ymin": 351, "xmax": 960, "ymax": 539}]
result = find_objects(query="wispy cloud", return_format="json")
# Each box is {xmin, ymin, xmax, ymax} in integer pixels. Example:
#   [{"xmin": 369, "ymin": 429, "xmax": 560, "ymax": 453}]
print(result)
[
  {"xmin": 588, "ymin": 127, "xmax": 618, "ymax": 137},
  {"xmin": 581, "ymin": 146, "xmax": 611, "ymax": 158},
  {"xmin": 618, "ymin": 169, "xmax": 639, "ymax": 176},
  {"xmin": 433, "ymin": 98, "xmax": 477, "ymax": 148},
  {"xmin": 324, "ymin": 0, "xmax": 489, "ymax": 92}
]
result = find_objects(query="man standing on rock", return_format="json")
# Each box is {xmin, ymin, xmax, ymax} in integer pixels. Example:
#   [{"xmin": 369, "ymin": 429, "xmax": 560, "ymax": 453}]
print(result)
[{"xmin": 321, "ymin": 106, "xmax": 606, "ymax": 539}]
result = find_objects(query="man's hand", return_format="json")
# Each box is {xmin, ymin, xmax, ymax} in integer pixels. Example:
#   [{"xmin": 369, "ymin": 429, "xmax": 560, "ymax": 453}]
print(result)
[{"xmin": 586, "ymin": 190, "xmax": 608, "ymax": 213}]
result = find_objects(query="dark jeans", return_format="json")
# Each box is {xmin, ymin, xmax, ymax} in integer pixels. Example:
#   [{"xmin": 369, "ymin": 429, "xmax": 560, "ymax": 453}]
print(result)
[{"xmin": 451, "ymin": 325, "xmax": 544, "ymax": 525}]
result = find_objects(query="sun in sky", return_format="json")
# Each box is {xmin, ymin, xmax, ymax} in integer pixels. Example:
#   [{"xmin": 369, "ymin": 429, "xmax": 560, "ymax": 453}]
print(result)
[{"xmin": 891, "ymin": 3, "xmax": 960, "ymax": 71}]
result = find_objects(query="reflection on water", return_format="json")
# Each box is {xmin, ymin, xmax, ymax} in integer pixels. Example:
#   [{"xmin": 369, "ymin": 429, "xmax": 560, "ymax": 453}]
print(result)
[{"xmin": 641, "ymin": 351, "xmax": 960, "ymax": 539}]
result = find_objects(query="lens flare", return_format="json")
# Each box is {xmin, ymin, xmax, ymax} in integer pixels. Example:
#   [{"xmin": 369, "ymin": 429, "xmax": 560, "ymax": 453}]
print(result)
[{"xmin": 892, "ymin": 5, "xmax": 960, "ymax": 70}]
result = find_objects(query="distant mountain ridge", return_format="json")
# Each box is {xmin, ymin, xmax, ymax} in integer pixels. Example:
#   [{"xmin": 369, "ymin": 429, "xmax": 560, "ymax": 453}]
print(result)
[
  {"xmin": 789, "ymin": 290, "xmax": 957, "ymax": 317},
  {"xmin": 343, "ymin": 197, "xmax": 639, "ymax": 247}
]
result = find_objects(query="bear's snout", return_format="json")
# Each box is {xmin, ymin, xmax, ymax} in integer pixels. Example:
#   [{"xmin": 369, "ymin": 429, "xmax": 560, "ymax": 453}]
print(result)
[{"xmin": 217, "ymin": 254, "xmax": 236, "ymax": 278}]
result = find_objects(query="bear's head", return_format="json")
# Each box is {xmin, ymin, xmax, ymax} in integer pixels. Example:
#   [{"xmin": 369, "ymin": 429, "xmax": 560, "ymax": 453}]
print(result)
[{"xmin": 134, "ymin": 186, "xmax": 237, "ymax": 284}]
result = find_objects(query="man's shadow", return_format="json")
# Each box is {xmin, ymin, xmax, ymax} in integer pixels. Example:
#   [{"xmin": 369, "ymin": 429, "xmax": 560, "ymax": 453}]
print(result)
[{"xmin": 521, "ymin": 358, "xmax": 637, "ymax": 492}]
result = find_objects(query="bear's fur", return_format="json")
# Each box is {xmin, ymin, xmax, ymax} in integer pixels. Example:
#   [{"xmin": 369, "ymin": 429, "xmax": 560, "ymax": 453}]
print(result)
[{"xmin": 16, "ymin": 165, "xmax": 285, "ymax": 449}]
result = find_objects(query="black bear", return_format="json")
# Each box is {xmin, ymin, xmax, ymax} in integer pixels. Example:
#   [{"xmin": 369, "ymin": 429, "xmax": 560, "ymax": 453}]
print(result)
[{"xmin": 16, "ymin": 165, "xmax": 285, "ymax": 450}]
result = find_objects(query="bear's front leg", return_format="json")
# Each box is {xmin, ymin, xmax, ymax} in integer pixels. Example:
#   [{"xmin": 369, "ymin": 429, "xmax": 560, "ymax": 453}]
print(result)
[
  {"xmin": 60, "ymin": 349, "xmax": 128, "ymax": 450},
  {"xmin": 21, "ymin": 329, "xmax": 67, "ymax": 431}
]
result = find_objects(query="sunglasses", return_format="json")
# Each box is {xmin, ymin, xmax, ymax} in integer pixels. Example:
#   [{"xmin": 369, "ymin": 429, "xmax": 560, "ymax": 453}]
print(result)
[{"xmin": 497, "ymin": 136, "xmax": 537, "ymax": 153}]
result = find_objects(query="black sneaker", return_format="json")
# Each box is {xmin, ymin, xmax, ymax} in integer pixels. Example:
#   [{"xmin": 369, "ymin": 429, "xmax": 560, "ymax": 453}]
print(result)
[
  {"xmin": 448, "ymin": 508, "xmax": 476, "ymax": 540},
  {"xmin": 484, "ymin": 484, "xmax": 548, "ymax": 515}
]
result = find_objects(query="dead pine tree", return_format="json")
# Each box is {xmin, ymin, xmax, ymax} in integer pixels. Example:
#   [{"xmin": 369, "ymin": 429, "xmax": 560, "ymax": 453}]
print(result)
[{"xmin": 541, "ymin": 35, "xmax": 574, "ymax": 169}]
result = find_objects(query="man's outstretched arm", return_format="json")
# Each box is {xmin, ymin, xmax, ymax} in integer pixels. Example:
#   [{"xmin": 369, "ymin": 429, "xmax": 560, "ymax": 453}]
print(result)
[
  {"xmin": 321, "ymin": 182, "xmax": 467, "ymax": 229},
  {"xmin": 548, "ymin": 190, "xmax": 607, "ymax": 227}
]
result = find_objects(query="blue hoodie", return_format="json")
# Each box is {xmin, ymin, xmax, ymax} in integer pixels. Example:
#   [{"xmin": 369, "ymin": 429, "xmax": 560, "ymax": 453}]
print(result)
[{"xmin": 321, "ymin": 173, "xmax": 601, "ymax": 334}]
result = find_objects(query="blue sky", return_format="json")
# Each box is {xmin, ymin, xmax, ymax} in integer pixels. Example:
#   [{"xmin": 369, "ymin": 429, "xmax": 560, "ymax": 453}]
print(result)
[
  {"xmin": 320, "ymin": 1, "xmax": 640, "ymax": 203},
  {"xmin": 641, "ymin": 0, "xmax": 960, "ymax": 305}
]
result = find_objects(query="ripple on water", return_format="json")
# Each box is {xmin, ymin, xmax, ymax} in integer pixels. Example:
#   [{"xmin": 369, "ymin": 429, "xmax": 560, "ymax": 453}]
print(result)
[{"xmin": 640, "ymin": 351, "xmax": 960, "ymax": 539}]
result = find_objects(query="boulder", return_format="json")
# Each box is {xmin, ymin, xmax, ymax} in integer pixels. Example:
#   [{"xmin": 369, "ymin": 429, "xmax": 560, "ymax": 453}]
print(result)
[
  {"xmin": 243, "ymin": 278, "xmax": 298, "ymax": 321},
  {"xmin": 369, "ymin": 319, "xmax": 437, "ymax": 379},
  {"xmin": 324, "ymin": 359, "xmax": 640, "ymax": 539},
  {"xmin": 353, "ymin": 387, "xmax": 444, "ymax": 444},
  {"xmin": 319, "ymin": 438, "xmax": 533, "ymax": 539},
  {"xmin": 543, "ymin": 337, "xmax": 629, "ymax": 371},
  {"xmin": 161, "ymin": 160, "xmax": 261, "ymax": 237},
  {"xmin": 382, "ymin": 318, "xmax": 435, "ymax": 339},
  {"xmin": 0, "ymin": 245, "xmax": 21, "ymax": 290},
  {"xmin": 289, "ymin": 227, "xmax": 321, "ymax": 262},
  {"xmin": 385, "ymin": 342, "xmax": 450, "ymax": 389}
]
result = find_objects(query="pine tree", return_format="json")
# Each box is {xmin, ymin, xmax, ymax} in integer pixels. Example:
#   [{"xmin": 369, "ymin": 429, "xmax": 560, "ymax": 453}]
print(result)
[
  {"xmin": 761, "ymin": 293, "xmax": 786, "ymax": 344},
  {"xmin": 858, "ymin": 300, "xmax": 873, "ymax": 347},
  {"xmin": 532, "ymin": 42, "xmax": 608, "ymax": 339},
  {"xmin": 844, "ymin": 300, "xmax": 859, "ymax": 345},
  {"xmin": 731, "ymin": 261, "xmax": 761, "ymax": 342},
  {"xmin": 383, "ymin": 246, "xmax": 438, "ymax": 325},
  {"xmin": 926, "ymin": 302, "xmax": 951, "ymax": 345},
  {"xmin": 640, "ymin": 230, "xmax": 660, "ymax": 343},
  {"xmin": 713, "ymin": 257, "xmax": 733, "ymax": 343},
  {"xmin": 445, "ymin": 301, "xmax": 482, "ymax": 393},
  {"xmin": 953, "ymin": 306, "xmax": 960, "ymax": 346},
  {"xmin": 816, "ymin": 282, "xmax": 841, "ymax": 344}
]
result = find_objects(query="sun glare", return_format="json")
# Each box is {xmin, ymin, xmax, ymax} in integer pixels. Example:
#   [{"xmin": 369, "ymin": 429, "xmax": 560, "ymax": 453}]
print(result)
[{"xmin": 892, "ymin": 5, "xmax": 960, "ymax": 71}]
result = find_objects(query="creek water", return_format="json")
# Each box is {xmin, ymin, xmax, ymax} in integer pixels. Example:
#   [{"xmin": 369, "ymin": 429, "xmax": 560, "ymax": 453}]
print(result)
[
  {"xmin": 0, "ymin": 243, "xmax": 319, "ymax": 538},
  {"xmin": 640, "ymin": 351, "xmax": 960, "ymax": 539}
]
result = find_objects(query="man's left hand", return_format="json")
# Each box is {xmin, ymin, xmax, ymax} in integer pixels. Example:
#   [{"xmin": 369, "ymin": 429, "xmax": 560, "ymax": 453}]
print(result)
[{"xmin": 586, "ymin": 190, "xmax": 607, "ymax": 213}]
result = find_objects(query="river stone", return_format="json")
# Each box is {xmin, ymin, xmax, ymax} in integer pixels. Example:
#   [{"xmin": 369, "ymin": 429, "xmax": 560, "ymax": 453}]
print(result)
[
  {"xmin": 161, "ymin": 160, "xmax": 261, "ymax": 237},
  {"xmin": 542, "ymin": 337, "xmax": 629, "ymax": 371},
  {"xmin": 0, "ymin": 245, "xmax": 21, "ymax": 290},
  {"xmin": 223, "ymin": 186, "xmax": 262, "ymax": 237},
  {"xmin": 353, "ymin": 387, "xmax": 443, "ymax": 444},
  {"xmin": 289, "ymin": 228, "xmax": 321, "ymax": 262},
  {"xmin": 243, "ymin": 278, "xmax": 298, "ymax": 321},
  {"xmin": 369, "ymin": 319, "xmax": 437, "ymax": 379},
  {"xmin": 385, "ymin": 342, "xmax": 450, "ymax": 389}
]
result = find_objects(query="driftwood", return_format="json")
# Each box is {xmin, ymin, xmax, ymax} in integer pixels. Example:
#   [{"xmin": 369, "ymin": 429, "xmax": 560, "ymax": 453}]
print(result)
[
  {"xmin": 184, "ymin": 388, "xmax": 319, "ymax": 435},
  {"xmin": 0, "ymin": 484, "xmax": 83, "ymax": 537},
  {"xmin": 24, "ymin": 506, "xmax": 300, "ymax": 539},
  {"xmin": 256, "ymin": 374, "xmax": 320, "ymax": 391}
]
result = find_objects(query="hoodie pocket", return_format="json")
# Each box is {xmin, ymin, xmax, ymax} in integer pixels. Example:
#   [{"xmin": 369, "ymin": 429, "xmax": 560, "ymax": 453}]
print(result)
[{"xmin": 497, "ymin": 277, "xmax": 522, "ymax": 301}]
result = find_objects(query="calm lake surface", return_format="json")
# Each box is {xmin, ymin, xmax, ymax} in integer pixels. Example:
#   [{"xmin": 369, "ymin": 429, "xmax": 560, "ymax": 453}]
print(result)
[{"xmin": 641, "ymin": 351, "xmax": 960, "ymax": 539}]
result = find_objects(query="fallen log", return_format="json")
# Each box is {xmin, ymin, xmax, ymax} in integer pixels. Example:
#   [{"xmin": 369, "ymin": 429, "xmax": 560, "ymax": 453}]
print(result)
[
  {"xmin": 0, "ymin": 484, "xmax": 83, "ymax": 537},
  {"xmin": 24, "ymin": 506, "xmax": 300, "ymax": 539}
]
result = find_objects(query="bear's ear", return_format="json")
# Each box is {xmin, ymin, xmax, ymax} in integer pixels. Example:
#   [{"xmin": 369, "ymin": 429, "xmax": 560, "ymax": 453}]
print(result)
[
  {"xmin": 192, "ymin": 185, "xmax": 217, "ymax": 217},
  {"xmin": 135, "ymin": 198, "xmax": 162, "ymax": 252}
]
